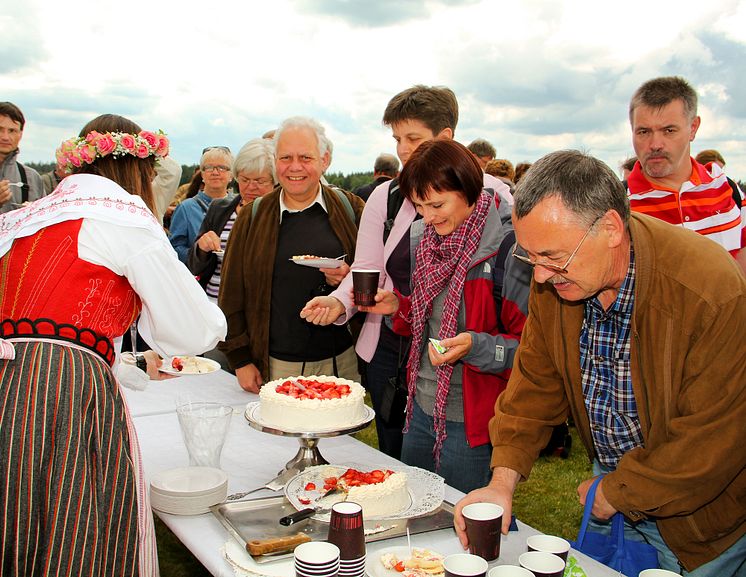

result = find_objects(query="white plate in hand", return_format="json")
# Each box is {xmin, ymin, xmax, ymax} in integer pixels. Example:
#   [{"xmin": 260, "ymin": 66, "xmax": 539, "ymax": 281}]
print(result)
[
  {"xmin": 289, "ymin": 257, "xmax": 343, "ymax": 269},
  {"xmin": 159, "ymin": 356, "xmax": 221, "ymax": 375}
]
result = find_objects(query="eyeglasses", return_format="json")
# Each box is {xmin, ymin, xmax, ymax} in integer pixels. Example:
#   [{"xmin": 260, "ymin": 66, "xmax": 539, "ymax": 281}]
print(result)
[
  {"xmin": 202, "ymin": 146, "xmax": 231, "ymax": 154},
  {"xmin": 512, "ymin": 215, "xmax": 602, "ymax": 274},
  {"xmin": 202, "ymin": 164, "xmax": 231, "ymax": 173},
  {"xmin": 238, "ymin": 175, "xmax": 273, "ymax": 187}
]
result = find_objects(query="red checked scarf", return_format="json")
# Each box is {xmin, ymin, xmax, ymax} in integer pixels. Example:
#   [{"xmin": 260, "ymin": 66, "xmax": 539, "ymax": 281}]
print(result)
[{"xmin": 404, "ymin": 190, "xmax": 491, "ymax": 469}]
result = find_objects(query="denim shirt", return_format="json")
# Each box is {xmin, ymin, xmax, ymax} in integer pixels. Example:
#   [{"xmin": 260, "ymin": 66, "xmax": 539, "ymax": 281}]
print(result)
[{"xmin": 169, "ymin": 191, "xmax": 228, "ymax": 263}]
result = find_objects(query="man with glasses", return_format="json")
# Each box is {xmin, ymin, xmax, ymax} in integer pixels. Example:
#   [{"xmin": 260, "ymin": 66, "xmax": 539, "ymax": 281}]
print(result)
[
  {"xmin": 169, "ymin": 146, "xmax": 234, "ymax": 263},
  {"xmin": 455, "ymin": 150, "xmax": 746, "ymax": 577}
]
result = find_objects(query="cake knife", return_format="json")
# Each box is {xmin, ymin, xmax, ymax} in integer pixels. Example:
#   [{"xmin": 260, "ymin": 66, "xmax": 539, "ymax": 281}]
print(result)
[{"xmin": 279, "ymin": 506, "xmax": 331, "ymax": 526}]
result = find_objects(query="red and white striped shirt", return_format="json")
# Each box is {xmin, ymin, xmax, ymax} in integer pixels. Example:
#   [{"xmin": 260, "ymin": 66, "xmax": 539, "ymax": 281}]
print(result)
[{"xmin": 627, "ymin": 159, "xmax": 745, "ymax": 256}]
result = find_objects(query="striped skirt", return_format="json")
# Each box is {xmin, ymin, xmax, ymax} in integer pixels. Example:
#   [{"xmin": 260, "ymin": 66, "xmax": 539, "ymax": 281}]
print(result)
[{"xmin": 0, "ymin": 341, "xmax": 143, "ymax": 577}]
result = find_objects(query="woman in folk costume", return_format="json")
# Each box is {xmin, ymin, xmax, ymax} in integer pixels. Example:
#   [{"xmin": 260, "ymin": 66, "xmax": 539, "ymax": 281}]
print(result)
[
  {"xmin": 0, "ymin": 114, "xmax": 226, "ymax": 577},
  {"xmin": 357, "ymin": 139, "xmax": 531, "ymax": 493}
]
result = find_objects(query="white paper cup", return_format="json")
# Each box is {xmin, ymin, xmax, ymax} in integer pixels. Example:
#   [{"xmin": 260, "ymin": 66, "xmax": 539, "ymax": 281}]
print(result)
[
  {"xmin": 462, "ymin": 502, "xmax": 504, "ymax": 561},
  {"xmin": 294, "ymin": 541, "xmax": 340, "ymax": 565},
  {"xmin": 518, "ymin": 551, "xmax": 565, "ymax": 577},
  {"xmin": 444, "ymin": 553, "xmax": 489, "ymax": 577},
  {"xmin": 488, "ymin": 566, "xmax": 534, "ymax": 577},
  {"xmin": 526, "ymin": 534, "xmax": 571, "ymax": 562}
]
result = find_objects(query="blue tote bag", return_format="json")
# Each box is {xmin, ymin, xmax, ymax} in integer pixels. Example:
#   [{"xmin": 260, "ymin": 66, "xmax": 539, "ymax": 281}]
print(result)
[{"xmin": 571, "ymin": 475, "xmax": 660, "ymax": 575}]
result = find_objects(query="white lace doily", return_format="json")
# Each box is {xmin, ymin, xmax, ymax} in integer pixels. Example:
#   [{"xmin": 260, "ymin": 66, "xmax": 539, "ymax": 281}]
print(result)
[
  {"xmin": 222, "ymin": 540, "xmax": 293, "ymax": 577},
  {"xmin": 284, "ymin": 464, "xmax": 445, "ymax": 522}
]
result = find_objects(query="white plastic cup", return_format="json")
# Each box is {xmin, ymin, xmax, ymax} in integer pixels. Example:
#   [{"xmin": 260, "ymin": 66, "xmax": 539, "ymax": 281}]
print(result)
[{"xmin": 176, "ymin": 402, "xmax": 232, "ymax": 468}]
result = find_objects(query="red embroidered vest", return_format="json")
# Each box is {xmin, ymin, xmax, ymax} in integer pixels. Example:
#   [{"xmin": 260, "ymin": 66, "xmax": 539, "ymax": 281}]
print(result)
[{"xmin": 0, "ymin": 219, "xmax": 141, "ymax": 365}]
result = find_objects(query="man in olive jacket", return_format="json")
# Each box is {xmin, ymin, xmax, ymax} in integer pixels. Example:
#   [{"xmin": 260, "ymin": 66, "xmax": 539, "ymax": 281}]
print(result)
[
  {"xmin": 454, "ymin": 150, "xmax": 745, "ymax": 576},
  {"xmin": 218, "ymin": 116, "xmax": 364, "ymax": 393}
]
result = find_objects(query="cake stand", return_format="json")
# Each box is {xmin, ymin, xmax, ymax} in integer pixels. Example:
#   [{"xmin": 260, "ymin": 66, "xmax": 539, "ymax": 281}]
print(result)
[{"xmin": 244, "ymin": 402, "xmax": 375, "ymax": 478}]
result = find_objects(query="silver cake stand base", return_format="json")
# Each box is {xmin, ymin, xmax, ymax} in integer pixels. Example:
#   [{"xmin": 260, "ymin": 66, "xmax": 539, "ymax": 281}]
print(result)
[{"xmin": 244, "ymin": 402, "xmax": 375, "ymax": 477}]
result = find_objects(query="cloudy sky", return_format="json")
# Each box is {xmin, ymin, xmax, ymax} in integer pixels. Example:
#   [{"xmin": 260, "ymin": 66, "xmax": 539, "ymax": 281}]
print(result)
[{"xmin": 4, "ymin": 0, "xmax": 746, "ymax": 179}]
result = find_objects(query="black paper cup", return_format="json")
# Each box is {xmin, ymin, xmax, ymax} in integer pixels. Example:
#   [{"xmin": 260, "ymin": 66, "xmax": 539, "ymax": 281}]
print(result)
[{"xmin": 352, "ymin": 269, "xmax": 380, "ymax": 307}]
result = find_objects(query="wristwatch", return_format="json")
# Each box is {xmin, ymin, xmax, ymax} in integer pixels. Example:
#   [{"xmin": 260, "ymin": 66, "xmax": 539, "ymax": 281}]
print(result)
[{"xmin": 134, "ymin": 353, "xmax": 147, "ymax": 372}]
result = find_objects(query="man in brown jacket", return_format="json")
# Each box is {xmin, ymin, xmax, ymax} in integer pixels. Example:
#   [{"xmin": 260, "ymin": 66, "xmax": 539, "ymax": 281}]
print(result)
[
  {"xmin": 218, "ymin": 116, "xmax": 364, "ymax": 393},
  {"xmin": 454, "ymin": 150, "xmax": 745, "ymax": 576}
]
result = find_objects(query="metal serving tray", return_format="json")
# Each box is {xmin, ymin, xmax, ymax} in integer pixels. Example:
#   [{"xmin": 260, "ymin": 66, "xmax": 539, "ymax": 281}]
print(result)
[{"xmin": 211, "ymin": 495, "xmax": 454, "ymax": 564}]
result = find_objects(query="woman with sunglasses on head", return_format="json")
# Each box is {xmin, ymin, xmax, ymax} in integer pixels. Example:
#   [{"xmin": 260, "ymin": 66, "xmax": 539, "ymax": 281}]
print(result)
[
  {"xmin": 354, "ymin": 139, "xmax": 532, "ymax": 493},
  {"xmin": 0, "ymin": 114, "xmax": 226, "ymax": 577},
  {"xmin": 188, "ymin": 138, "xmax": 276, "ymax": 299},
  {"xmin": 169, "ymin": 145, "xmax": 234, "ymax": 263}
]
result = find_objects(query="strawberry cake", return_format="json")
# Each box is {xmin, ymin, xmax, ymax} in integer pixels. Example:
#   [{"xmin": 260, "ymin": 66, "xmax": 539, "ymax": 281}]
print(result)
[
  {"xmin": 324, "ymin": 467, "xmax": 410, "ymax": 518},
  {"xmin": 258, "ymin": 375, "xmax": 366, "ymax": 431}
]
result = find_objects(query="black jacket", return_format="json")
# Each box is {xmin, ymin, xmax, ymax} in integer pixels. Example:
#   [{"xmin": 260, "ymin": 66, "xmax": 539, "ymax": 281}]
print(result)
[{"xmin": 187, "ymin": 195, "xmax": 242, "ymax": 289}]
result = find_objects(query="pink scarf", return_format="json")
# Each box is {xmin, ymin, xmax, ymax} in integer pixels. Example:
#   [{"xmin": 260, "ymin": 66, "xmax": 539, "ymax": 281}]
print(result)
[{"xmin": 404, "ymin": 190, "xmax": 491, "ymax": 468}]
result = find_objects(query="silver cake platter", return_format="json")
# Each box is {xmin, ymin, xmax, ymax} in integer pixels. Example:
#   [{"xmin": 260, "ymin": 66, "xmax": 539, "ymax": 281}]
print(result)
[{"xmin": 244, "ymin": 401, "xmax": 375, "ymax": 478}]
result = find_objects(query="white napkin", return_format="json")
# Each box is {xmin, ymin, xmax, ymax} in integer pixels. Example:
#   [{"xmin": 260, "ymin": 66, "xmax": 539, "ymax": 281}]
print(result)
[{"xmin": 222, "ymin": 540, "xmax": 294, "ymax": 577}]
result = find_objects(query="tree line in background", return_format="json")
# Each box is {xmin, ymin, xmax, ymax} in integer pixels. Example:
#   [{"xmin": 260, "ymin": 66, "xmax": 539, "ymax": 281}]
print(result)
[{"xmin": 23, "ymin": 162, "xmax": 746, "ymax": 193}]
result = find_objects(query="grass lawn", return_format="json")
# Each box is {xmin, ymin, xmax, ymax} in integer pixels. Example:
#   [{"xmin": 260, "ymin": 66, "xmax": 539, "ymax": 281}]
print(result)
[{"xmin": 156, "ymin": 397, "xmax": 591, "ymax": 574}]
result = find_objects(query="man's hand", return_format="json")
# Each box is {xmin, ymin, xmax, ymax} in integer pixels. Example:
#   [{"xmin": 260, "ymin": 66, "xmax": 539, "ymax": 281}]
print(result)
[
  {"xmin": 236, "ymin": 363, "xmax": 263, "ymax": 393},
  {"xmin": 0, "ymin": 180, "xmax": 12, "ymax": 206},
  {"xmin": 320, "ymin": 262, "xmax": 350, "ymax": 287},
  {"xmin": 578, "ymin": 476, "xmax": 617, "ymax": 520},
  {"xmin": 454, "ymin": 467, "xmax": 520, "ymax": 549},
  {"xmin": 300, "ymin": 296, "xmax": 345, "ymax": 326},
  {"xmin": 428, "ymin": 332, "xmax": 473, "ymax": 366},
  {"xmin": 196, "ymin": 230, "xmax": 222, "ymax": 253}
]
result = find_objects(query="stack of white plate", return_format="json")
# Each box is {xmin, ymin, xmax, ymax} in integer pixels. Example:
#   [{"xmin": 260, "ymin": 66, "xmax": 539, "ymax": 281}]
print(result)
[{"xmin": 150, "ymin": 467, "xmax": 228, "ymax": 515}]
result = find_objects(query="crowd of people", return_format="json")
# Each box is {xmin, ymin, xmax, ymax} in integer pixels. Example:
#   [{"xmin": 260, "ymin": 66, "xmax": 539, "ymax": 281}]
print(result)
[{"xmin": 0, "ymin": 73, "xmax": 744, "ymax": 577}]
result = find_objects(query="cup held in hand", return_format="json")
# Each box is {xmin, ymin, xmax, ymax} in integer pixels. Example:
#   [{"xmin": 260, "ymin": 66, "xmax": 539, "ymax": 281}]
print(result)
[
  {"xmin": 352, "ymin": 269, "xmax": 380, "ymax": 307},
  {"xmin": 462, "ymin": 502, "xmax": 503, "ymax": 561}
]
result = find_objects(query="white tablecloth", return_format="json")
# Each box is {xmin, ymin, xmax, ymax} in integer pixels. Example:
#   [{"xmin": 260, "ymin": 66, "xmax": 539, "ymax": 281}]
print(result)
[{"xmin": 125, "ymin": 372, "xmax": 622, "ymax": 577}]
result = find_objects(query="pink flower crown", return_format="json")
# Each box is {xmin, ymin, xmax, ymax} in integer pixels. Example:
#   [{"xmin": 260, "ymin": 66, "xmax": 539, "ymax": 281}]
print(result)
[{"xmin": 56, "ymin": 129, "xmax": 170, "ymax": 173}]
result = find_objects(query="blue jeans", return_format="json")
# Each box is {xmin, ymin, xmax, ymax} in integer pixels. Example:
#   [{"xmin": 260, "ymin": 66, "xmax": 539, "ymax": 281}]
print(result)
[
  {"xmin": 365, "ymin": 341, "xmax": 404, "ymax": 459},
  {"xmin": 401, "ymin": 401, "xmax": 491, "ymax": 494},
  {"xmin": 591, "ymin": 461, "xmax": 746, "ymax": 576}
]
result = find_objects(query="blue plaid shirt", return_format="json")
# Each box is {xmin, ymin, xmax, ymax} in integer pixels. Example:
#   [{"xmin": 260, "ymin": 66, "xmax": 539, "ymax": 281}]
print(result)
[{"xmin": 579, "ymin": 246, "xmax": 643, "ymax": 467}]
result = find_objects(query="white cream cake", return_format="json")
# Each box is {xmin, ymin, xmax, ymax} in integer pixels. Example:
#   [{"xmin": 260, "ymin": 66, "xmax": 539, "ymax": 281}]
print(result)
[
  {"xmin": 319, "ymin": 467, "xmax": 410, "ymax": 518},
  {"xmin": 345, "ymin": 471, "xmax": 409, "ymax": 518},
  {"xmin": 258, "ymin": 375, "xmax": 366, "ymax": 431}
]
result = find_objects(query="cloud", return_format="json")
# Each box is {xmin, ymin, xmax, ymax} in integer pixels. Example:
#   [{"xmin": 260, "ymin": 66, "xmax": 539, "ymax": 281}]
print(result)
[
  {"xmin": 0, "ymin": 14, "xmax": 46, "ymax": 74},
  {"xmin": 294, "ymin": 0, "xmax": 480, "ymax": 27},
  {"xmin": 5, "ymin": 0, "xmax": 746, "ymax": 180}
]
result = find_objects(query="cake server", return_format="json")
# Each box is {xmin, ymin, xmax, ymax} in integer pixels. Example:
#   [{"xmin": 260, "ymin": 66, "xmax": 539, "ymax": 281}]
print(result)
[{"xmin": 225, "ymin": 467, "xmax": 297, "ymax": 501}]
